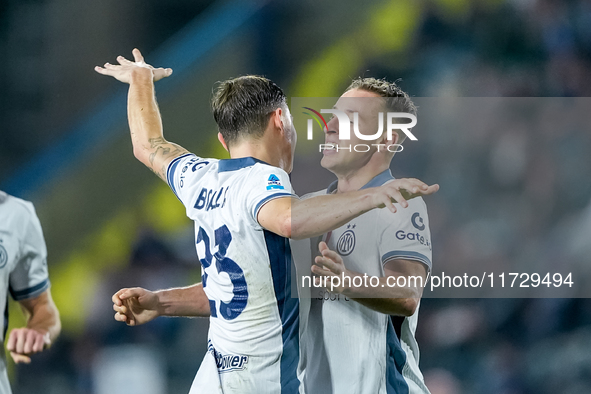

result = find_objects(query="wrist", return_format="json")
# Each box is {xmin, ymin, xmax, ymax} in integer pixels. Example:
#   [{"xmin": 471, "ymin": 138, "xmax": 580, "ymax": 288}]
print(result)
[
  {"xmin": 338, "ymin": 269, "xmax": 355, "ymax": 298},
  {"xmin": 360, "ymin": 188, "xmax": 376, "ymax": 210},
  {"xmin": 130, "ymin": 67, "xmax": 154, "ymax": 84},
  {"xmin": 154, "ymin": 290, "xmax": 166, "ymax": 317}
]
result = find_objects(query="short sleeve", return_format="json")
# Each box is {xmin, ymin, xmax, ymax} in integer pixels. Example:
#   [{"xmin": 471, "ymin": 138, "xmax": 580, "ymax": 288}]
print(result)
[
  {"xmin": 10, "ymin": 204, "xmax": 50, "ymax": 301},
  {"xmin": 246, "ymin": 165, "xmax": 296, "ymax": 222},
  {"xmin": 166, "ymin": 153, "xmax": 210, "ymax": 207},
  {"xmin": 379, "ymin": 198, "xmax": 433, "ymax": 272}
]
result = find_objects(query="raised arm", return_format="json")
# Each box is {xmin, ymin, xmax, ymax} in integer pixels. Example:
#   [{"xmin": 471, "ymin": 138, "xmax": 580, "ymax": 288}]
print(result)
[{"xmin": 95, "ymin": 49, "xmax": 188, "ymax": 181}]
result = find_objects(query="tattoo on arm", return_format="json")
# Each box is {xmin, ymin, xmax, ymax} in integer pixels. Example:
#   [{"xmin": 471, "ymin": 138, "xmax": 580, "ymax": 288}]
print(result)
[{"xmin": 146, "ymin": 137, "xmax": 189, "ymax": 180}]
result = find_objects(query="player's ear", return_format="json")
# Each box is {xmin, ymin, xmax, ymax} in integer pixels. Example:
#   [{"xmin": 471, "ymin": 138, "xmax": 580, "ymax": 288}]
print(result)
[
  {"xmin": 382, "ymin": 130, "xmax": 401, "ymax": 150},
  {"xmin": 272, "ymin": 108, "xmax": 284, "ymax": 132},
  {"xmin": 217, "ymin": 132, "xmax": 229, "ymax": 152}
]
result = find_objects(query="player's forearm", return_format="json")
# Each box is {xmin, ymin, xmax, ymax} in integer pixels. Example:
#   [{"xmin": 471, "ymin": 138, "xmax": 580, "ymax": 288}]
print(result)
[
  {"xmin": 128, "ymin": 69, "xmax": 163, "ymax": 158},
  {"xmin": 127, "ymin": 69, "xmax": 187, "ymax": 179},
  {"xmin": 24, "ymin": 292, "xmax": 61, "ymax": 345},
  {"xmin": 290, "ymin": 190, "xmax": 375, "ymax": 239},
  {"xmin": 155, "ymin": 283, "xmax": 210, "ymax": 318},
  {"xmin": 339, "ymin": 272, "xmax": 422, "ymax": 316},
  {"xmin": 352, "ymin": 294, "xmax": 419, "ymax": 317}
]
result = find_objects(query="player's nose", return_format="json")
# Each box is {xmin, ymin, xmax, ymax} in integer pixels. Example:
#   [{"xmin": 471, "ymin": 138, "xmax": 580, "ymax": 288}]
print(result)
[{"xmin": 325, "ymin": 116, "xmax": 339, "ymax": 135}]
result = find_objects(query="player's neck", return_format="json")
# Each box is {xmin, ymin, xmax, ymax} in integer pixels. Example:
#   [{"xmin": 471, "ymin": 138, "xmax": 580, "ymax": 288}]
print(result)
[
  {"xmin": 334, "ymin": 161, "xmax": 391, "ymax": 193},
  {"xmin": 228, "ymin": 140, "xmax": 288, "ymax": 172}
]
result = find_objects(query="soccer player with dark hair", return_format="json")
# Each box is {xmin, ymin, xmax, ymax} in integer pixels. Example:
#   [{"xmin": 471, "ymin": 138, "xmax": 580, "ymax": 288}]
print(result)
[{"xmin": 95, "ymin": 51, "xmax": 437, "ymax": 393}]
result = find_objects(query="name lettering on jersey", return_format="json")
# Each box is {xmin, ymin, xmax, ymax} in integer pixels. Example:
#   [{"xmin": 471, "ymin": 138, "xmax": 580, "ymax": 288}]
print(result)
[
  {"xmin": 208, "ymin": 341, "xmax": 249, "ymax": 373},
  {"xmin": 266, "ymin": 174, "xmax": 284, "ymax": 190},
  {"xmin": 396, "ymin": 230, "xmax": 432, "ymax": 250},
  {"xmin": 180, "ymin": 158, "xmax": 209, "ymax": 188},
  {"xmin": 336, "ymin": 224, "xmax": 356, "ymax": 256},
  {"xmin": 194, "ymin": 186, "xmax": 229, "ymax": 211}
]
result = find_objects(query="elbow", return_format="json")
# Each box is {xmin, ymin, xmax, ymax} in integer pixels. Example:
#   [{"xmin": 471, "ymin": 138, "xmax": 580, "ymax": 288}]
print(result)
[
  {"xmin": 132, "ymin": 145, "xmax": 151, "ymax": 168},
  {"xmin": 132, "ymin": 145, "xmax": 146, "ymax": 163},
  {"xmin": 397, "ymin": 297, "xmax": 419, "ymax": 317},
  {"xmin": 280, "ymin": 216, "xmax": 293, "ymax": 239}
]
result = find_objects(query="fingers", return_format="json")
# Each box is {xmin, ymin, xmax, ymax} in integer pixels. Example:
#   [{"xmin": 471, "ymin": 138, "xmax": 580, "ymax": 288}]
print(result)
[
  {"xmin": 132, "ymin": 48, "xmax": 144, "ymax": 63},
  {"xmin": 424, "ymin": 184, "xmax": 439, "ymax": 194},
  {"xmin": 96, "ymin": 49, "xmax": 173, "ymax": 84},
  {"xmin": 7, "ymin": 328, "xmax": 47, "ymax": 362},
  {"xmin": 320, "ymin": 247, "xmax": 342, "ymax": 262},
  {"xmin": 112, "ymin": 288, "xmax": 129, "ymax": 306},
  {"xmin": 15, "ymin": 330, "xmax": 25, "ymax": 354},
  {"xmin": 10, "ymin": 352, "xmax": 31, "ymax": 364},
  {"xmin": 119, "ymin": 287, "xmax": 145, "ymax": 300},
  {"xmin": 6, "ymin": 329, "xmax": 16, "ymax": 352},
  {"xmin": 114, "ymin": 310, "xmax": 136, "ymax": 326},
  {"xmin": 113, "ymin": 300, "xmax": 136, "ymax": 326},
  {"xmin": 153, "ymin": 67, "xmax": 173, "ymax": 82},
  {"xmin": 113, "ymin": 302, "xmax": 127, "ymax": 314},
  {"xmin": 314, "ymin": 246, "xmax": 344, "ymax": 275},
  {"xmin": 398, "ymin": 178, "xmax": 439, "ymax": 196},
  {"xmin": 311, "ymin": 265, "xmax": 334, "ymax": 278},
  {"xmin": 380, "ymin": 193, "xmax": 397, "ymax": 213},
  {"xmin": 94, "ymin": 63, "xmax": 120, "ymax": 77},
  {"xmin": 23, "ymin": 330, "xmax": 38, "ymax": 354},
  {"xmin": 32, "ymin": 332, "xmax": 46, "ymax": 353},
  {"xmin": 117, "ymin": 55, "xmax": 134, "ymax": 65},
  {"xmin": 94, "ymin": 66, "xmax": 111, "ymax": 75},
  {"xmin": 388, "ymin": 188, "xmax": 408, "ymax": 208},
  {"xmin": 318, "ymin": 241, "xmax": 328, "ymax": 254},
  {"xmin": 315, "ymin": 257, "xmax": 340, "ymax": 275}
]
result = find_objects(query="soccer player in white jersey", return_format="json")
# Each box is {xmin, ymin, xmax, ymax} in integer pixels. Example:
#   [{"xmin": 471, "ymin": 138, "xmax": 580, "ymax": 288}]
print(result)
[
  {"xmin": 0, "ymin": 191, "xmax": 61, "ymax": 393},
  {"xmin": 298, "ymin": 78, "xmax": 433, "ymax": 394},
  {"xmin": 95, "ymin": 50, "xmax": 438, "ymax": 394}
]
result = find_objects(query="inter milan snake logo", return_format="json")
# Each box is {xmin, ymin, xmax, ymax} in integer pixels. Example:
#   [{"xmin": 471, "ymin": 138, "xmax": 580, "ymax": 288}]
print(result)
[
  {"xmin": 0, "ymin": 244, "xmax": 7, "ymax": 268},
  {"xmin": 337, "ymin": 224, "xmax": 356, "ymax": 256}
]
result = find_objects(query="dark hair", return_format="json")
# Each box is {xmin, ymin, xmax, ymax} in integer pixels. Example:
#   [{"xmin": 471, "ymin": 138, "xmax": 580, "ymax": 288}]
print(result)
[
  {"xmin": 346, "ymin": 77, "xmax": 417, "ymax": 116},
  {"xmin": 211, "ymin": 76, "xmax": 286, "ymax": 147}
]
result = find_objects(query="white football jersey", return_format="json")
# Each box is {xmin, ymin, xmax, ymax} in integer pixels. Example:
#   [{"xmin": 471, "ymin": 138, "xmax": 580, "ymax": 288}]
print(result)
[
  {"xmin": 296, "ymin": 170, "xmax": 432, "ymax": 394},
  {"xmin": 166, "ymin": 154, "xmax": 300, "ymax": 394},
  {"xmin": 0, "ymin": 191, "xmax": 51, "ymax": 394}
]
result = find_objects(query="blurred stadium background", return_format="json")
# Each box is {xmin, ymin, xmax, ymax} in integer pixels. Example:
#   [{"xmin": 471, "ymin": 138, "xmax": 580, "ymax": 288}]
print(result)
[{"xmin": 1, "ymin": 0, "xmax": 591, "ymax": 393}]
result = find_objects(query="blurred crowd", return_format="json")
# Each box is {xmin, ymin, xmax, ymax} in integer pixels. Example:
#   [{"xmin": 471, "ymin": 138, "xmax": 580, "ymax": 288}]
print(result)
[{"xmin": 406, "ymin": 1, "xmax": 591, "ymax": 393}]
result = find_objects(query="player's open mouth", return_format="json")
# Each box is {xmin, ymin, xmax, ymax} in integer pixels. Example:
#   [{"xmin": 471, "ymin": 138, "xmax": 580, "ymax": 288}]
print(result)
[{"xmin": 321, "ymin": 141, "xmax": 339, "ymax": 155}]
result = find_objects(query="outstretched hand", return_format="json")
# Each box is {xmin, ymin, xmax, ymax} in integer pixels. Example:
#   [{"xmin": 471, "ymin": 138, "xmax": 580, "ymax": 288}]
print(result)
[
  {"xmin": 112, "ymin": 287, "xmax": 161, "ymax": 326},
  {"xmin": 372, "ymin": 178, "xmax": 439, "ymax": 213},
  {"xmin": 94, "ymin": 48, "xmax": 172, "ymax": 83}
]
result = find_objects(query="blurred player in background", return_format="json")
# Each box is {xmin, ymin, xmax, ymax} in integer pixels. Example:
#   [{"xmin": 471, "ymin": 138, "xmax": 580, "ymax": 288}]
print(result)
[
  {"xmin": 96, "ymin": 50, "xmax": 437, "ymax": 394},
  {"xmin": 0, "ymin": 191, "xmax": 61, "ymax": 393},
  {"xmin": 298, "ymin": 78, "xmax": 432, "ymax": 393}
]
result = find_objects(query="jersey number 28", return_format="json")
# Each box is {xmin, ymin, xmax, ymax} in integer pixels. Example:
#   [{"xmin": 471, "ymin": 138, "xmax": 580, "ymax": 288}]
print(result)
[{"xmin": 197, "ymin": 225, "xmax": 248, "ymax": 320}]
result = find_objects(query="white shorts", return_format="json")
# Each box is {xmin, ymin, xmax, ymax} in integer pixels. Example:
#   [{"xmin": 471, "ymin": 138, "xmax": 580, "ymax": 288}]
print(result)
[{"xmin": 189, "ymin": 340, "xmax": 295, "ymax": 394}]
